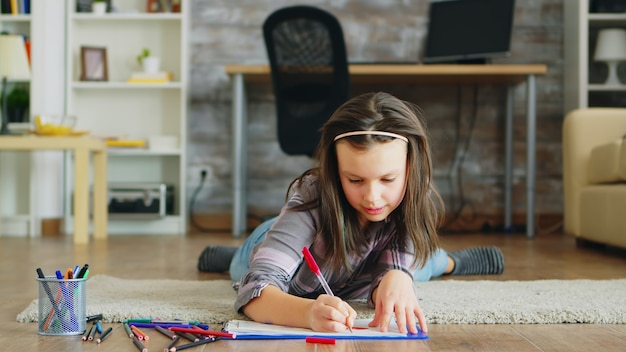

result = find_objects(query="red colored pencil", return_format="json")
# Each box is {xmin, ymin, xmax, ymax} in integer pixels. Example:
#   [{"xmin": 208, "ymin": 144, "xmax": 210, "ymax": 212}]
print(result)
[{"xmin": 169, "ymin": 326, "xmax": 236, "ymax": 339}]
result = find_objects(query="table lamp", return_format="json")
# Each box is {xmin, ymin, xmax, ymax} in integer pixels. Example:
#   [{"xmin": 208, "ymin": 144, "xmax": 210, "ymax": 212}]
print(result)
[
  {"xmin": 594, "ymin": 28, "xmax": 626, "ymax": 86},
  {"xmin": 0, "ymin": 34, "xmax": 31, "ymax": 135}
]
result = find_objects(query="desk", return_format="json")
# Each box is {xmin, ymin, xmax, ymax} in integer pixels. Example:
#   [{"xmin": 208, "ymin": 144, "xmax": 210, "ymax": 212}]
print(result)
[
  {"xmin": 0, "ymin": 136, "xmax": 107, "ymax": 244},
  {"xmin": 225, "ymin": 64, "xmax": 548, "ymax": 238}
]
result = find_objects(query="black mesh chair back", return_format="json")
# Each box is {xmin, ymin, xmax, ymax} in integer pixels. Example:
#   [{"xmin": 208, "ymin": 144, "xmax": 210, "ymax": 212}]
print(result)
[{"xmin": 263, "ymin": 5, "xmax": 351, "ymax": 156}]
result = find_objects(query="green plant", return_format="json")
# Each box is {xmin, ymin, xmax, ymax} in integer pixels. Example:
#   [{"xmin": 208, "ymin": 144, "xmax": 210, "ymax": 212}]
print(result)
[
  {"xmin": 6, "ymin": 86, "xmax": 29, "ymax": 109},
  {"xmin": 136, "ymin": 48, "xmax": 150, "ymax": 65}
]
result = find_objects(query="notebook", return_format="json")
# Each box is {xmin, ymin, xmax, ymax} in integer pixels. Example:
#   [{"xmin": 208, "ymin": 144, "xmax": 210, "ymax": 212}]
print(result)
[{"xmin": 223, "ymin": 319, "xmax": 428, "ymax": 340}]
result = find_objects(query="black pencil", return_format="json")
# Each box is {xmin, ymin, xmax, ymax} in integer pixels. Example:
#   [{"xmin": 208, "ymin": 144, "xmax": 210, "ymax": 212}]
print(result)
[
  {"xmin": 96, "ymin": 327, "xmax": 113, "ymax": 344},
  {"xmin": 164, "ymin": 336, "xmax": 180, "ymax": 352},
  {"xmin": 88, "ymin": 322, "xmax": 98, "ymax": 341},
  {"xmin": 177, "ymin": 331, "xmax": 199, "ymax": 342},
  {"xmin": 123, "ymin": 322, "xmax": 133, "ymax": 338},
  {"xmin": 82, "ymin": 325, "xmax": 93, "ymax": 341},
  {"xmin": 170, "ymin": 336, "xmax": 218, "ymax": 351},
  {"xmin": 155, "ymin": 325, "xmax": 177, "ymax": 339},
  {"xmin": 132, "ymin": 335, "xmax": 148, "ymax": 352}
]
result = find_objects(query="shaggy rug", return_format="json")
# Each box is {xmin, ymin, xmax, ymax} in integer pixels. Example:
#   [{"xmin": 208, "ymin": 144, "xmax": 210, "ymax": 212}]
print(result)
[{"xmin": 17, "ymin": 275, "xmax": 626, "ymax": 324}]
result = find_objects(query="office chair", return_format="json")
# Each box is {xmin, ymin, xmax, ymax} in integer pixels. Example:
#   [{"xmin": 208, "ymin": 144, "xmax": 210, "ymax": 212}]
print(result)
[{"xmin": 263, "ymin": 5, "xmax": 351, "ymax": 157}]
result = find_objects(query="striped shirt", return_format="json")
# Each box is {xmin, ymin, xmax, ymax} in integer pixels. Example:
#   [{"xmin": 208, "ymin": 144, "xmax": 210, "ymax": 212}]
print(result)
[{"xmin": 234, "ymin": 175, "xmax": 419, "ymax": 312}]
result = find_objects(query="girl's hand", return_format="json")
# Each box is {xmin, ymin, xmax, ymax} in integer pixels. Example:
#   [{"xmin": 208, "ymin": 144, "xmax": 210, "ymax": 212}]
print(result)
[
  {"xmin": 368, "ymin": 270, "xmax": 427, "ymax": 335},
  {"xmin": 307, "ymin": 294, "xmax": 357, "ymax": 332}
]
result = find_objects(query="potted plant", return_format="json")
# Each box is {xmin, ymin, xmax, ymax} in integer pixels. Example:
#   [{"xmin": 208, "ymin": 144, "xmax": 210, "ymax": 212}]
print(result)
[
  {"xmin": 92, "ymin": 0, "xmax": 107, "ymax": 15},
  {"xmin": 136, "ymin": 48, "xmax": 160, "ymax": 74},
  {"xmin": 6, "ymin": 85, "xmax": 29, "ymax": 123}
]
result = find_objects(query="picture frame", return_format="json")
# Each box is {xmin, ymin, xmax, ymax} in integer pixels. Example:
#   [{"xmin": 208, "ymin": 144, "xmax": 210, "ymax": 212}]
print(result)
[{"xmin": 80, "ymin": 46, "xmax": 108, "ymax": 81}]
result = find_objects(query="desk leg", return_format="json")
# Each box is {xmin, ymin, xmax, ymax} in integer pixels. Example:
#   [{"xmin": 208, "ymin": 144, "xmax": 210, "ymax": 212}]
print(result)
[
  {"xmin": 504, "ymin": 86, "xmax": 514, "ymax": 231},
  {"xmin": 73, "ymin": 149, "xmax": 89, "ymax": 244},
  {"xmin": 92, "ymin": 148, "xmax": 107, "ymax": 240},
  {"xmin": 526, "ymin": 75, "xmax": 537, "ymax": 238},
  {"xmin": 232, "ymin": 73, "xmax": 248, "ymax": 238}
]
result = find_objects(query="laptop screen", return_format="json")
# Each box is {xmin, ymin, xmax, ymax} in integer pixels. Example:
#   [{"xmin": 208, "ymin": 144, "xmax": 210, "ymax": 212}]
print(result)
[{"xmin": 423, "ymin": 0, "xmax": 515, "ymax": 64}]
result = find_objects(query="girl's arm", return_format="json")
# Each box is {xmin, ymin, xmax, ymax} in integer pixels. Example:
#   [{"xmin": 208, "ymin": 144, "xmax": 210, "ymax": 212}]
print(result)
[{"xmin": 243, "ymin": 284, "xmax": 356, "ymax": 332}]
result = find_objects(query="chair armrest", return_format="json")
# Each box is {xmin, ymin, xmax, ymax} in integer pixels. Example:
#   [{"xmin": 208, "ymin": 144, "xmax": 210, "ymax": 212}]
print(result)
[{"xmin": 562, "ymin": 108, "xmax": 626, "ymax": 236}]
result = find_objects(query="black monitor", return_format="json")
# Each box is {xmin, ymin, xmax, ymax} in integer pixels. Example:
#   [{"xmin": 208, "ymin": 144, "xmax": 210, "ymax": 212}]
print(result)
[{"xmin": 422, "ymin": 0, "xmax": 516, "ymax": 64}]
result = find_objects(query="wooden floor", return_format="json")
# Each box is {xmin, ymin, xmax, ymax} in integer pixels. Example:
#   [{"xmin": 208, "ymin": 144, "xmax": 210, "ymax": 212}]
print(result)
[{"xmin": 1, "ymin": 230, "xmax": 625, "ymax": 351}]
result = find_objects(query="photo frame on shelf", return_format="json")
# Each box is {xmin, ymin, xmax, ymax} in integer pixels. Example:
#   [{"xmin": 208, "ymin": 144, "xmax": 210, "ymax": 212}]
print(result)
[{"xmin": 80, "ymin": 46, "xmax": 108, "ymax": 81}]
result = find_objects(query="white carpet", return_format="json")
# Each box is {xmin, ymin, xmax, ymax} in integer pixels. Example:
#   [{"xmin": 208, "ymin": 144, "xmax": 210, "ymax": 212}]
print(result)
[{"xmin": 17, "ymin": 275, "xmax": 626, "ymax": 324}]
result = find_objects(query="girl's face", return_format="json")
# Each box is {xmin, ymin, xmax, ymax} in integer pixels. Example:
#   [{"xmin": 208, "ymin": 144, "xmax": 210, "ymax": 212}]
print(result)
[{"xmin": 336, "ymin": 139, "xmax": 408, "ymax": 227}]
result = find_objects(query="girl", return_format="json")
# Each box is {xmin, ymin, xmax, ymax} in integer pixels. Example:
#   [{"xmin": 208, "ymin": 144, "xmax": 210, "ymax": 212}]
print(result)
[{"xmin": 199, "ymin": 92, "xmax": 503, "ymax": 335}]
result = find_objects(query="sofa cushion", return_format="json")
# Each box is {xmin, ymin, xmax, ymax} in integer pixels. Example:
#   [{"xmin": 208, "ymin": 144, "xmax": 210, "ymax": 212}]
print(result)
[{"xmin": 588, "ymin": 138, "xmax": 626, "ymax": 183}]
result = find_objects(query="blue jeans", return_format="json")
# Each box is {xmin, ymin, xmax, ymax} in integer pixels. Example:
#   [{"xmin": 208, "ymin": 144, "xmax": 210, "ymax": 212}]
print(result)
[{"xmin": 229, "ymin": 217, "xmax": 449, "ymax": 282}]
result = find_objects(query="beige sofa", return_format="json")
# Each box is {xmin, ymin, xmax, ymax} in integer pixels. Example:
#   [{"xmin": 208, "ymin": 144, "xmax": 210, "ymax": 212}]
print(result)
[{"xmin": 563, "ymin": 108, "xmax": 626, "ymax": 250}]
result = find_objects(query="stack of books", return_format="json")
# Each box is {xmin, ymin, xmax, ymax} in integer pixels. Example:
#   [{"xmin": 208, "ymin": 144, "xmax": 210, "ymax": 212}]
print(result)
[{"xmin": 127, "ymin": 71, "xmax": 173, "ymax": 84}]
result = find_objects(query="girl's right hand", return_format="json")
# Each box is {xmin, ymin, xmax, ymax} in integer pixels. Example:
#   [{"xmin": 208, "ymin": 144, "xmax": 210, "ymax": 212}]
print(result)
[{"xmin": 307, "ymin": 294, "xmax": 357, "ymax": 332}]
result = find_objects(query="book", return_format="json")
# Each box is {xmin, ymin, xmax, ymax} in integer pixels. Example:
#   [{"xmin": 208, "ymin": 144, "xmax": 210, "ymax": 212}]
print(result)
[
  {"xmin": 223, "ymin": 319, "xmax": 428, "ymax": 340},
  {"xmin": 127, "ymin": 71, "xmax": 173, "ymax": 84}
]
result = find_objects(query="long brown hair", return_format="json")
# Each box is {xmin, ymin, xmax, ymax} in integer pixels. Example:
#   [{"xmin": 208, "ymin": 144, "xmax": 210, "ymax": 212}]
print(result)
[{"xmin": 288, "ymin": 92, "xmax": 443, "ymax": 273}]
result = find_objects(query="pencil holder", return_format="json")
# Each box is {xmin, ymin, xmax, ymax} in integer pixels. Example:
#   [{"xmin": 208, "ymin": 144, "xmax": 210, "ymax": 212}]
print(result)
[{"xmin": 36, "ymin": 276, "xmax": 87, "ymax": 335}]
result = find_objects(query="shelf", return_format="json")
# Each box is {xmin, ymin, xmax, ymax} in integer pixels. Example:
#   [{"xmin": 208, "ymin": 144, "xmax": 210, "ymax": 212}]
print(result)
[
  {"xmin": 63, "ymin": 0, "xmax": 189, "ymax": 235},
  {"xmin": 71, "ymin": 81, "xmax": 183, "ymax": 89},
  {"xmin": 72, "ymin": 13, "xmax": 182, "ymax": 21},
  {"xmin": 107, "ymin": 148, "xmax": 182, "ymax": 156},
  {"xmin": 0, "ymin": 14, "xmax": 31, "ymax": 21}
]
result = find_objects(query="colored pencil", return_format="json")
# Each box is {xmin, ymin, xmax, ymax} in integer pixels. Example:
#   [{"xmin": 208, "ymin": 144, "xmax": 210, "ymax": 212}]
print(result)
[
  {"xmin": 169, "ymin": 326, "xmax": 236, "ymax": 339},
  {"xmin": 132, "ymin": 335, "xmax": 148, "ymax": 352},
  {"xmin": 169, "ymin": 336, "xmax": 218, "ymax": 351},
  {"xmin": 96, "ymin": 327, "xmax": 113, "ymax": 344},
  {"xmin": 165, "ymin": 336, "xmax": 180, "ymax": 351},
  {"xmin": 155, "ymin": 325, "xmax": 177, "ymax": 339}
]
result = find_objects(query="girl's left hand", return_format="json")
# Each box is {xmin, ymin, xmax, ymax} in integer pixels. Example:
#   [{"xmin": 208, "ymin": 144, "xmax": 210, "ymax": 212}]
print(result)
[{"xmin": 368, "ymin": 269, "xmax": 426, "ymax": 335}]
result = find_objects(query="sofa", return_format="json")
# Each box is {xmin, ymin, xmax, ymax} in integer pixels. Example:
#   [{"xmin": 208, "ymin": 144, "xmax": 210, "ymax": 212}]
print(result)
[{"xmin": 563, "ymin": 108, "xmax": 626, "ymax": 250}]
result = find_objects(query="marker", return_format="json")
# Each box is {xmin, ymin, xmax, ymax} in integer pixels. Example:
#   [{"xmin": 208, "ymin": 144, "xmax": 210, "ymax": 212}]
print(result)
[
  {"xmin": 35, "ymin": 268, "xmax": 69, "ymax": 332},
  {"xmin": 76, "ymin": 264, "xmax": 89, "ymax": 279},
  {"xmin": 302, "ymin": 246, "xmax": 354, "ymax": 333},
  {"xmin": 129, "ymin": 322, "xmax": 196, "ymax": 329},
  {"xmin": 305, "ymin": 336, "xmax": 336, "ymax": 344}
]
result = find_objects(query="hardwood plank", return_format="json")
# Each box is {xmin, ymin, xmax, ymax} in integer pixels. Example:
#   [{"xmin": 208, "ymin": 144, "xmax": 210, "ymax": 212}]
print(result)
[{"xmin": 1, "ymin": 231, "xmax": 625, "ymax": 351}]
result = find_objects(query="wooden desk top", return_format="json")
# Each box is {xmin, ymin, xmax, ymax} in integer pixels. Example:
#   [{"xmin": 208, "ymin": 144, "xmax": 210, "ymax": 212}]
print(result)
[
  {"xmin": 225, "ymin": 64, "xmax": 548, "ymax": 85},
  {"xmin": 0, "ymin": 135, "xmax": 106, "ymax": 151}
]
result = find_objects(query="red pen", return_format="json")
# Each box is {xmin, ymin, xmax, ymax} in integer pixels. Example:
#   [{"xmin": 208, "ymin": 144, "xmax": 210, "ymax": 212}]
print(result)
[{"xmin": 302, "ymin": 246, "xmax": 353, "ymax": 333}]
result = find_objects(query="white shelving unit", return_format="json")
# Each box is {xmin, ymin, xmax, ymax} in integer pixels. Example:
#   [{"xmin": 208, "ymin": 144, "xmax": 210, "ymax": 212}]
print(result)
[
  {"xmin": 564, "ymin": 0, "xmax": 626, "ymax": 113},
  {"xmin": 0, "ymin": 11, "xmax": 33, "ymax": 236},
  {"xmin": 64, "ymin": 0, "xmax": 189, "ymax": 235}
]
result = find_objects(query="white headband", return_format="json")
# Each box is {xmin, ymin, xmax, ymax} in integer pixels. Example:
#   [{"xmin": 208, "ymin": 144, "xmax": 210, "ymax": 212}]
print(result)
[{"xmin": 333, "ymin": 131, "xmax": 409, "ymax": 143}]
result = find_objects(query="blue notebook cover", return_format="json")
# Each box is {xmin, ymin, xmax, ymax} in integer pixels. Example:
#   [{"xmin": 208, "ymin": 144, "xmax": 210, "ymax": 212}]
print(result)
[{"xmin": 223, "ymin": 319, "xmax": 429, "ymax": 340}]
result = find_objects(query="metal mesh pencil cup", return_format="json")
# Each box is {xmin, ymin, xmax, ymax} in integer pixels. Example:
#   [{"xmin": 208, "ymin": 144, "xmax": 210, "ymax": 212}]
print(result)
[{"xmin": 36, "ymin": 276, "xmax": 87, "ymax": 335}]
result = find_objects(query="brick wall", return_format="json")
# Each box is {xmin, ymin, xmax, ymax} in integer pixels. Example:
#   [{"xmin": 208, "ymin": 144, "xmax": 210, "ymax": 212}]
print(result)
[{"xmin": 186, "ymin": 0, "xmax": 564, "ymax": 230}]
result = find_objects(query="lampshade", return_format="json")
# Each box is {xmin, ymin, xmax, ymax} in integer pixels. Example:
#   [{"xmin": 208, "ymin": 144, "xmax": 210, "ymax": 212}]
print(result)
[
  {"xmin": 594, "ymin": 28, "xmax": 626, "ymax": 62},
  {"xmin": 0, "ymin": 34, "xmax": 31, "ymax": 80}
]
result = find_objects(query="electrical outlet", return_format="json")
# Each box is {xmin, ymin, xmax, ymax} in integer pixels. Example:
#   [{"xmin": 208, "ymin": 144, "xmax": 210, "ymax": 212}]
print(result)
[{"xmin": 189, "ymin": 166, "xmax": 212, "ymax": 188}]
